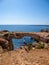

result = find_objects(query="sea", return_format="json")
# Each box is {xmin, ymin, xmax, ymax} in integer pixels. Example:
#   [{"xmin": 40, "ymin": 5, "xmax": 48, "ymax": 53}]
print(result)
[{"xmin": 0, "ymin": 25, "xmax": 49, "ymax": 50}]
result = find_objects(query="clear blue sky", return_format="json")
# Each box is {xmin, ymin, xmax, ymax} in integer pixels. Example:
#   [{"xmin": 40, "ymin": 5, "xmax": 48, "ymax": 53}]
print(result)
[{"xmin": 0, "ymin": 0, "xmax": 49, "ymax": 25}]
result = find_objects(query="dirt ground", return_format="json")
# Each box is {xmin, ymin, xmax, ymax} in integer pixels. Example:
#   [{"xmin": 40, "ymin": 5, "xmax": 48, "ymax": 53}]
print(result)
[{"xmin": 0, "ymin": 49, "xmax": 49, "ymax": 65}]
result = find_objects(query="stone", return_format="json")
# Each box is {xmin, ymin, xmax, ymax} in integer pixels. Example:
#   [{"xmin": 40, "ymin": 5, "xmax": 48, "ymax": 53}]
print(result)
[
  {"xmin": 40, "ymin": 29, "xmax": 49, "ymax": 33},
  {"xmin": 0, "ymin": 38, "xmax": 14, "ymax": 51}
]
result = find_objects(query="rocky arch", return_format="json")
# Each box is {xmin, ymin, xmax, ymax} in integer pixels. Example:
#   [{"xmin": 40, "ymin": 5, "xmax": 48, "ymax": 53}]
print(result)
[{"xmin": 0, "ymin": 32, "xmax": 49, "ymax": 51}]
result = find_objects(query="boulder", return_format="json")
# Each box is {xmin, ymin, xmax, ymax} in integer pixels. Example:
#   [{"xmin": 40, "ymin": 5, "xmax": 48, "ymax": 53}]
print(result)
[
  {"xmin": 31, "ymin": 34, "xmax": 40, "ymax": 42},
  {"xmin": 1, "ymin": 30, "xmax": 9, "ymax": 32},
  {"xmin": 40, "ymin": 29, "xmax": 49, "ymax": 33},
  {"xmin": 0, "ymin": 38, "xmax": 14, "ymax": 51}
]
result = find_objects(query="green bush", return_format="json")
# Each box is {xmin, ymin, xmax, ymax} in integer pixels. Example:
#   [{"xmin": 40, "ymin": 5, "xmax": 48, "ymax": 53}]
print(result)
[{"xmin": 36, "ymin": 42, "xmax": 45, "ymax": 49}]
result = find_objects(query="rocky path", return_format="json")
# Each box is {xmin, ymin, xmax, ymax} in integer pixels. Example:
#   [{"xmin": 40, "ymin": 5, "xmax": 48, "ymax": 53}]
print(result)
[{"xmin": 0, "ymin": 49, "xmax": 49, "ymax": 65}]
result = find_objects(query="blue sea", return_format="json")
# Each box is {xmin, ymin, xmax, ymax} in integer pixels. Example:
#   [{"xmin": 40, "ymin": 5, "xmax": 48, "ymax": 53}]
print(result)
[{"xmin": 0, "ymin": 25, "xmax": 49, "ymax": 49}]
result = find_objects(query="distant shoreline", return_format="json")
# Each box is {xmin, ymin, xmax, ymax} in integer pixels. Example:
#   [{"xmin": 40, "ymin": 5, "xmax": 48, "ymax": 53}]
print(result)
[{"xmin": 0, "ymin": 24, "xmax": 49, "ymax": 26}]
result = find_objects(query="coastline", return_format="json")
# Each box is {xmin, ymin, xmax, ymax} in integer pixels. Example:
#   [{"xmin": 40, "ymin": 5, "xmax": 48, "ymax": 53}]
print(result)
[{"xmin": 0, "ymin": 29, "xmax": 49, "ymax": 65}]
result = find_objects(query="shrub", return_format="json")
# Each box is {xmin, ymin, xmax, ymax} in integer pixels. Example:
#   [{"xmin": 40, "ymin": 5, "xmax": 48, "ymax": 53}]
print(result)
[
  {"xmin": 27, "ymin": 44, "xmax": 32, "ymax": 51},
  {"xmin": 36, "ymin": 42, "xmax": 45, "ymax": 49}
]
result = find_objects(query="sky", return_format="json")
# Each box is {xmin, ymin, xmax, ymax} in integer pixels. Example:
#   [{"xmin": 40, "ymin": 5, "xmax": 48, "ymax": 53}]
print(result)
[{"xmin": 0, "ymin": 0, "xmax": 49, "ymax": 25}]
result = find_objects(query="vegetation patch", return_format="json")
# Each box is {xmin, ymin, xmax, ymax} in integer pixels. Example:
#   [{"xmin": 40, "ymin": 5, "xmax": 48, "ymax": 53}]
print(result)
[{"xmin": 35, "ymin": 42, "xmax": 45, "ymax": 49}]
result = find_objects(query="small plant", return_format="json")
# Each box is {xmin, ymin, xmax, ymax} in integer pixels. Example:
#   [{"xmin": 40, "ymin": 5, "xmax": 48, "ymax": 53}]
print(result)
[
  {"xmin": 36, "ymin": 42, "xmax": 45, "ymax": 49},
  {"xmin": 27, "ymin": 44, "xmax": 32, "ymax": 51}
]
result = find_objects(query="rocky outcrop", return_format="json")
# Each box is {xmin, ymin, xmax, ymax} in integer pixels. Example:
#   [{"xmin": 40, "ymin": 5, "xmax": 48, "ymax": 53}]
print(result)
[
  {"xmin": 3, "ymin": 32, "xmax": 49, "ymax": 43},
  {"xmin": 0, "ymin": 38, "xmax": 14, "ymax": 51},
  {"xmin": 0, "ymin": 30, "xmax": 9, "ymax": 32},
  {"xmin": 0, "ymin": 30, "xmax": 49, "ymax": 51},
  {"xmin": 40, "ymin": 29, "xmax": 49, "ymax": 33}
]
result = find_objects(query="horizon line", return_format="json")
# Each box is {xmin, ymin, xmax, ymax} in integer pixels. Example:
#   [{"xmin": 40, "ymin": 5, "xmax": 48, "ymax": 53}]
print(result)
[{"xmin": 0, "ymin": 24, "xmax": 49, "ymax": 25}]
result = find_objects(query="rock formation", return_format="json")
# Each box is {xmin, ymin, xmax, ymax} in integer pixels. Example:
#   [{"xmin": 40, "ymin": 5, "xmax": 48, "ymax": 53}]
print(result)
[
  {"xmin": 40, "ymin": 28, "xmax": 49, "ymax": 33},
  {"xmin": 0, "ymin": 30, "xmax": 49, "ymax": 51},
  {"xmin": 0, "ymin": 38, "xmax": 14, "ymax": 51}
]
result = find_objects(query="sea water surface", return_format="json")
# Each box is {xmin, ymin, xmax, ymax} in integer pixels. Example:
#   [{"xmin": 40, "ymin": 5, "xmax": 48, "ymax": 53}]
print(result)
[{"xmin": 0, "ymin": 25, "xmax": 49, "ymax": 49}]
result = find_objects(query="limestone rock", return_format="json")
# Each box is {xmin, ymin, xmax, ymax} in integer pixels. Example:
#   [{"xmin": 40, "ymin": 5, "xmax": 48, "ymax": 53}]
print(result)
[{"xmin": 0, "ymin": 38, "xmax": 14, "ymax": 51}]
